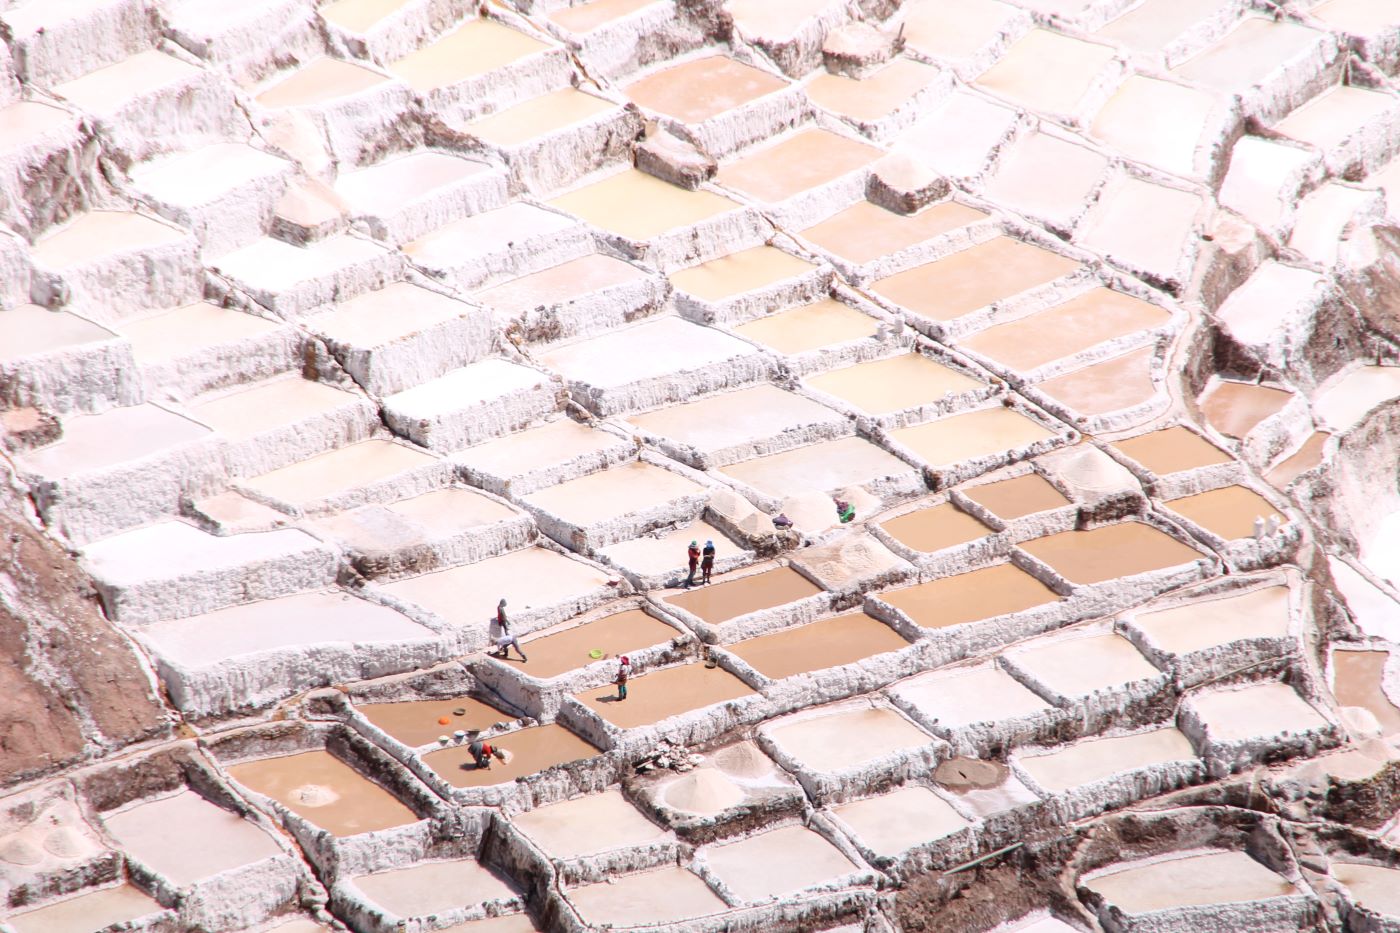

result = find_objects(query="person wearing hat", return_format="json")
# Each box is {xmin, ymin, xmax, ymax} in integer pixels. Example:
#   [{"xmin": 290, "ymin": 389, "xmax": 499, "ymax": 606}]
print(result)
[
  {"xmin": 685, "ymin": 540, "xmax": 700, "ymax": 587},
  {"xmin": 701, "ymin": 539, "xmax": 716, "ymax": 584},
  {"xmin": 615, "ymin": 656, "xmax": 631, "ymax": 701},
  {"xmin": 467, "ymin": 731, "xmax": 507, "ymax": 770}
]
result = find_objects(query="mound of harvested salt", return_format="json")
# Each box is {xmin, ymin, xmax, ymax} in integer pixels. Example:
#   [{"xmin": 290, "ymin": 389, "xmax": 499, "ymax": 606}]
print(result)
[
  {"xmin": 712, "ymin": 741, "xmax": 773, "ymax": 779},
  {"xmin": 0, "ymin": 837, "xmax": 42, "ymax": 866},
  {"xmin": 1046, "ymin": 445, "xmax": 1135, "ymax": 494},
  {"xmin": 42, "ymin": 827, "xmax": 85, "ymax": 858},
  {"xmin": 291, "ymin": 784, "xmax": 340, "ymax": 807},
  {"xmin": 664, "ymin": 767, "xmax": 744, "ymax": 815}
]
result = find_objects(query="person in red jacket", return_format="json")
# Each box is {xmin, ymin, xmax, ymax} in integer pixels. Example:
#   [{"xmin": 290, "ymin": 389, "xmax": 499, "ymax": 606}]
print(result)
[
  {"xmin": 615, "ymin": 656, "xmax": 631, "ymax": 701},
  {"xmin": 685, "ymin": 540, "xmax": 700, "ymax": 587},
  {"xmin": 468, "ymin": 733, "xmax": 506, "ymax": 769}
]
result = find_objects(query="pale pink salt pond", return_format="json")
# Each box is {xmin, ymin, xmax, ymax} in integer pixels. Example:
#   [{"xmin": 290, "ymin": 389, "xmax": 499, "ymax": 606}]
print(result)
[
  {"xmin": 669, "ymin": 245, "xmax": 816, "ymax": 302},
  {"xmin": 405, "ymin": 203, "xmax": 578, "ymax": 271},
  {"xmin": 1187, "ymin": 682, "xmax": 1328, "ymax": 744},
  {"xmin": 462, "ymin": 88, "xmax": 617, "ymax": 147},
  {"xmin": 799, "ymin": 199, "xmax": 988, "ymax": 266},
  {"xmin": 703, "ymin": 824, "xmax": 859, "ymax": 902},
  {"xmin": 1083, "ymin": 850, "xmax": 1294, "ymax": 911},
  {"xmin": 1016, "ymin": 727, "xmax": 1196, "ymax": 793},
  {"xmin": 1198, "ymin": 379, "xmax": 1292, "ymax": 438},
  {"xmin": 33, "ymin": 209, "xmax": 190, "ymax": 270},
  {"xmin": 566, "ymin": 866, "xmax": 725, "ymax": 926},
  {"xmin": 627, "ymin": 384, "xmax": 844, "ymax": 456},
  {"xmin": 16, "ymin": 403, "xmax": 209, "ymax": 480},
  {"xmin": 985, "ymin": 131, "xmax": 1108, "ymax": 227},
  {"xmin": 719, "ymin": 435, "xmax": 916, "ymax": 499},
  {"xmin": 1312, "ymin": 365, "xmax": 1400, "ymax": 432},
  {"xmin": 126, "ymin": 299, "xmax": 287, "ymax": 369},
  {"xmin": 887, "ymin": 406, "xmax": 1057, "ymax": 468},
  {"xmin": 805, "ymin": 352, "xmax": 982, "ymax": 415},
  {"xmin": 598, "ymin": 520, "xmax": 741, "ymax": 580},
  {"xmin": 350, "ymin": 859, "xmax": 517, "ymax": 919},
  {"xmin": 732, "ymin": 298, "xmax": 879, "ymax": 354},
  {"xmin": 1005, "ymin": 632, "xmax": 1161, "ymax": 699},
  {"xmin": 512, "ymin": 788, "xmax": 666, "ymax": 858},
  {"xmin": 976, "ymin": 29, "xmax": 1115, "ymax": 115},
  {"xmin": 141, "ymin": 591, "xmax": 436, "ymax": 671},
  {"xmin": 474, "ymin": 253, "xmax": 648, "ymax": 314},
  {"xmin": 310, "ymin": 486, "xmax": 521, "ymax": 558},
  {"xmin": 624, "ymin": 55, "xmax": 788, "ymax": 124},
  {"xmin": 765, "ymin": 706, "xmax": 934, "ymax": 772},
  {"xmin": 0, "ymin": 304, "xmax": 115, "ymax": 360},
  {"xmin": 381, "ymin": 546, "xmax": 609, "ymax": 629},
  {"xmin": 1128, "ymin": 585, "xmax": 1290, "ymax": 656},
  {"xmin": 892, "ymin": 664, "xmax": 1054, "ymax": 730},
  {"xmin": 318, "ymin": 0, "xmax": 415, "ymax": 33},
  {"xmin": 1334, "ymin": 862, "xmax": 1400, "ymax": 918},
  {"xmin": 455, "ymin": 418, "xmax": 625, "ymax": 484},
  {"xmin": 386, "ymin": 17, "xmax": 550, "ymax": 92},
  {"xmin": 548, "ymin": 0, "xmax": 656, "ymax": 34},
  {"xmin": 871, "ymin": 236, "xmax": 1079, "ymax": 322},
  {"xmin": 101, "ymin": 789, "xmax": 281, "ymax": 886},
  {"xmin": 522, "ymin": 460, "xmax": 705, "ymax": 529},
  {"xmin": 1090, "ymin": 75, "xmax": 1217, "ymax": 177},
  {"xmin": 1077, "ymin": 176, "xmax": 1202, "ymax": 283},
  {"xmin": 1172, "ymin": 17, "xmax": 1327, "ymax": 95},
  {"xmin": 548, "ymin": 169, "xmax": 741, "ymax": 241},
  {"xmin": 255, "ymin": 57, "xmax": 389, "ymax": 108},
  {"xmin": 805, "ymin": 58, "xmax": 943, "ymax": 123},
  {"xmin": 1275, "ymin": 84, "xmax": 1398, "ymax": 153},
  {"xmin": 1033, "ymin": 346, "xmax": 1157, "ymax": 418},
  {"xmin": 902, "ymin": 0, "xmax": 1024, "ymax": 61},
  {"xmin": 5, "ymin": 883, "xmax": 163, "ymax": 933},
  {"xmin": 831, "ymin": 785, "xmax": 970, "ymax": 857},
  {"xmin": 239, "ymin": 440, "xmax": 440, "ymax": 511},
  {"xmin": 188, "ymin": 375, "xmax": 362, "ymax": 442},
  {"xmin": 725, "ymin": 0, "xmax": 833, "ymax": 39},
  {"xmin": 717, "ymin": 127, "xmax": 884, "ymax": 204},
  {"xmin": 960, "ymin": 288, "xmax": 1169, "ymax": 374},
  {"xmin": 540, "ymin": 316, "xmax": 761, "ymax": 392},
  {"xmin": 1094, "ymin": 0, "xmax": 1227, "ymax": 54},
  {"xmin": 1311, "ymin": 0, "xmax": 1399, "ymax": 36}
]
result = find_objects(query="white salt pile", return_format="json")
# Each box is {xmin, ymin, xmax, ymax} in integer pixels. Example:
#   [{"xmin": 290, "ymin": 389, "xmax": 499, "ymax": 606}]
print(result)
[
  {"xmin": 713, "ymin": 741, "xmax": 774, "ymax": 779},
  {"xmin": 292, "ymin": 784, "xmax": 339, "ymax": 807},
  {"xmin": 664, "ymin": 767, "xmax": 745, "ymax": 815}
]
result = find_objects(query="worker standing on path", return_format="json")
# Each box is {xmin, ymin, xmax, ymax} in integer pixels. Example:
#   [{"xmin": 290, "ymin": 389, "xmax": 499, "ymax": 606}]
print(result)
[
  {"xmin": 489, "ymin": 598, "xmax": 528, "ymax": 662},
  {"xmin": 701, "ymin": 540, "xmax": 716, "ymax": 584},
  {"xmin": 685, "ymin": 540, "xmax": 700, "ymax": 587},
  {"xmin": 615, "ymin": 655, "xmax": 630, "ymax": 701}
]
